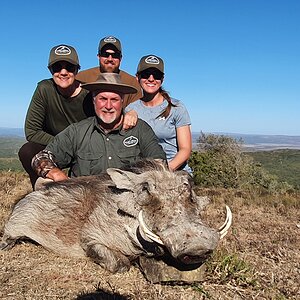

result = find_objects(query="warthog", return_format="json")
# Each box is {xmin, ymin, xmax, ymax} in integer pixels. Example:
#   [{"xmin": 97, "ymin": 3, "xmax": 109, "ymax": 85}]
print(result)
[{"xmin": 0, "ymin": 160, "xmax": 232, "ymax": 273}]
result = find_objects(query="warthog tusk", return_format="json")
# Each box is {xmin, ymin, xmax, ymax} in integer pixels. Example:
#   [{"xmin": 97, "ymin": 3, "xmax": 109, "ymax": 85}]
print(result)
[
  {"xmin": 218, "ymin": 205, "xmax": 232, "ymax": 239},
  {"xmin": 138, "ymin": 211, "xmax": 164, "ymax": 245}
]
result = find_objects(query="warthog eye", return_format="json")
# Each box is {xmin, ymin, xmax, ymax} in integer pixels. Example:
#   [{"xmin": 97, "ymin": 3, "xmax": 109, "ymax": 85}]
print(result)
[{"xmin": 141, "ymin": 182, "xmax": 149, "ymax": 192}]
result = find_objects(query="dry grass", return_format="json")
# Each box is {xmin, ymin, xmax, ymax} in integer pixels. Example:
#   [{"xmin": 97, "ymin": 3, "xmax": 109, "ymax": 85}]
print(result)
[{"xmin": 0, "ymin": 171, "xmax": 299, "ymax": 299}]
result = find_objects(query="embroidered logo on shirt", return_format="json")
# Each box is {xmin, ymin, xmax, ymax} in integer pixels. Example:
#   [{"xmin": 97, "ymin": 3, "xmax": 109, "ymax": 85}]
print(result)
[
  {"xmin": 54, "ymin": 45, "xmax": 72, "ymax": 56},
  {"xmin": 123, "ymin": 136, "xmax": 139, "ymax": 147}
]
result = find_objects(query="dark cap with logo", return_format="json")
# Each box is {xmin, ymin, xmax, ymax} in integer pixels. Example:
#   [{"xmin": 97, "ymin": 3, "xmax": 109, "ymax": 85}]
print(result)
[
  {"xmin": 48, "ymin": 44, "xmax": 80, "ymax": 67},
  {"xmin": 137, "ymin": 55, "xmax": 164, "ymax": 74},
  {"xmin": 98, "ymin": 36, "xmax": 122, "ymax": 54}
]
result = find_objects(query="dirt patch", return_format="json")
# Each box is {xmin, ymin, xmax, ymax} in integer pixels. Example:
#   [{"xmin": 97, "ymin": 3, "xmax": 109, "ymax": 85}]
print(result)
[{"xmin": 0, "ymin": 172, "xmax": 299, "ymax": 299}]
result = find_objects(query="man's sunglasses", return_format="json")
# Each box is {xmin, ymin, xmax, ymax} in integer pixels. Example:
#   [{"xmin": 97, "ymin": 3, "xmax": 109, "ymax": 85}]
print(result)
[
  {"xmin": 100, "ymin": 51, "xmax": 121, "ymax": 59},
  {"xmin": 140, "ymin": 70, "xmax": 164, "ymax": 80},
  {"xmin": 51, "ymin": 62, "xmax": 78, "ymax": 73}
]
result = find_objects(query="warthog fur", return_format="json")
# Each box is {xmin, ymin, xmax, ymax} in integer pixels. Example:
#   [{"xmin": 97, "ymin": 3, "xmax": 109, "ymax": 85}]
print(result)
[{"xmin": 0, "ymin": 160, "xmax": 228, "ymax": 273}]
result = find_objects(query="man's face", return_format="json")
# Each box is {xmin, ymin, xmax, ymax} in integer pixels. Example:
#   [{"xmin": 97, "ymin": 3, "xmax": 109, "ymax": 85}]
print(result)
[
  {"xmin": 93, "ymin": 91, "xmax": 123, "ymax": 127},
  {"xmin": 98, "ymin": 47, "xmax": 122, "ymax": 73}
]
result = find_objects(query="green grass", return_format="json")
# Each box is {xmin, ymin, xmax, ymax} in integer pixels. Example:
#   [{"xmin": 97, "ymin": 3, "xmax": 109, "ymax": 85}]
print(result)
[
  {"xmin": 0, "ymin": 137, "xmax": 25, "ymax": 171},
  {"xmin": 247, "ymin": 149, "xmax": 300, "ymax": 189},
  {"xmin": 0, "ymin": 137, "xmax": 25, "ymax": 158},
  {"xmin": 0, "ymin": 158, "xmax": 23, "ymax": 171},
  {"xmin": 206, "ymin": 249, "xmax": 258, "ymax": 287}
]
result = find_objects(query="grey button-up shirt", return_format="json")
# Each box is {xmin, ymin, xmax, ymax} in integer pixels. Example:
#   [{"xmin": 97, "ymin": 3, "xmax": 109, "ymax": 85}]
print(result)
[{"xmin": 45, "ymin": 116, "xmax": 166, "ymax": 177}]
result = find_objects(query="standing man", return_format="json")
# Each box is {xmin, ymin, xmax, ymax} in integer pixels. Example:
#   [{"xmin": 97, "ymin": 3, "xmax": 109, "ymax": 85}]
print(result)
[{"xmin": 76, "ymin": 36, "xmax": 142, "ymax": 107}]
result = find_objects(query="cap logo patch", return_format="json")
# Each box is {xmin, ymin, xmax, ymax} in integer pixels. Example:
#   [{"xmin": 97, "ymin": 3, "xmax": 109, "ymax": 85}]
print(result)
[
  {"xmin": 123, "ymin": 136, "xmax": 138, "ymax": 147},
  {"xmin": 55, "ymin": 46, "xmax": 71, "ymax": 56},
  {"xmin": 104, "ymin": 36, "xmax": 117, "ymax": 43},
  {"xmin": 145, "ymin": 56, "xmax": 160, "ymax": 65}
]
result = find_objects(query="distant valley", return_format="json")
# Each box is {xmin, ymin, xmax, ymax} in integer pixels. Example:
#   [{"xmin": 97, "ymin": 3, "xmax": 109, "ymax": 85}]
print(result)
[
  {"xmin": 1, "ymin": 127, "xmax": 300, "ymax": 152},
  {"xmin": 192, "ymin": 132, "xmax": 300, "ymax": 151},
  {"xmin": 1, "ymin": 128, "xmax": 299, "ymax": 188}
]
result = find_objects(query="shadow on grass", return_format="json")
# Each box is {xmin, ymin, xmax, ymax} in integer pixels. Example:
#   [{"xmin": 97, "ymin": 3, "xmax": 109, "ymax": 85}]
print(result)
[{"xmin": 76, "ymin": 288, "xmax": 129, "ymax": 300}]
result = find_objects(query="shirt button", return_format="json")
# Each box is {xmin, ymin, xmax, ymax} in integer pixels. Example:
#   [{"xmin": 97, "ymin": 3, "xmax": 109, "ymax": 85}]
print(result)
[
  {"xmin": 108, "ymin": 156, "xmax": 112, "ymax": 160},
  {"xmin": 106, "ymin": 138, "xmax": 109, "ymax": 141}
]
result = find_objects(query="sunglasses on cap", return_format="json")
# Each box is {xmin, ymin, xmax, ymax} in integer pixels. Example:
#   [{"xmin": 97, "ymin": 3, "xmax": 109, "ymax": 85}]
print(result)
[
  {"xmin": 100, "ymin": 50, "xmax": 121, "ymax": 59},
  {"xmin": 139, "ymin": 70, "xmax": 164, "ymax": 81},
  {"xmin": 51, "ymin": 62, "xmax": 78, "ymax": 73}
]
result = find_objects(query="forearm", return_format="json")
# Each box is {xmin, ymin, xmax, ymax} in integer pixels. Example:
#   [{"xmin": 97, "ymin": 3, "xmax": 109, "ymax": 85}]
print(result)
[
  {"xmin": 25, "ymin": 127, "xmax": 54, "ymax": 145},
  {"xmin": 25, "ymin": 89, "xmax": 53, "ymax": 145},
  {"xmin": 31, "ymin": 150, "xmax": 68, "ymax": 181},
  {"xmin": 168, "ymin": 148, "xmax": 191, "ymax": 171}
]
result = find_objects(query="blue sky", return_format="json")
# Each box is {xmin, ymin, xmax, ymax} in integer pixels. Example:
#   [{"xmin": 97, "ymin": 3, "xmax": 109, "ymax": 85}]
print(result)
[{"xmin": 0, "ymin": 0, "xmax": 299, "ymax": 135}]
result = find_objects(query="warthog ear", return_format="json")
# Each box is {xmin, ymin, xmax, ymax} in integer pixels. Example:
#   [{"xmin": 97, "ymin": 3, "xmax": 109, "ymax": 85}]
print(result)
[{"xmin": 107, "ymin": 168, "xmax": 139, "ymax": 191}]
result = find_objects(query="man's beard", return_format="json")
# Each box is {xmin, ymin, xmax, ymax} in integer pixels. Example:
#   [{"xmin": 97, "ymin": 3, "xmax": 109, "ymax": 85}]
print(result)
[{"xmin": 100, "ymin": 64, "xmax": 119, "ymax": 73}]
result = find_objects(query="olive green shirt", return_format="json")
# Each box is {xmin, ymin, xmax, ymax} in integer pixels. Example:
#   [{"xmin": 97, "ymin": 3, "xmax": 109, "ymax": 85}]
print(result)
[
  {"xmin": 25, "ymin": 79, "xmax": 95, "ymax": 145},
  {"xmin": 45, "ymin": 116, "xmax": 166, "ymax": 177}
]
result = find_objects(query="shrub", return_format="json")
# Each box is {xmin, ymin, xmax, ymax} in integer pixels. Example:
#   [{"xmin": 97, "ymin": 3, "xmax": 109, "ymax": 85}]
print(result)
[{"xmin": 189, "ymin": 133, "xmax": 293, "ymax": 194}]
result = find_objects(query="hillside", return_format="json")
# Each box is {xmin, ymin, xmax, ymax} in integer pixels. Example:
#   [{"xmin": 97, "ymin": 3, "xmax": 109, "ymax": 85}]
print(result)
[
  {"xmin": 1, "ymin": 136, "xmax": 300, "ymax": 189},
  {"xmin": 0, "ymin": 137, "xmax": 25, "ymax": 171},
  {"xmin": 192, "ymin": 132, "xmax": 300, "ymax": 151},
  {"xmin": 247, "ymin": 149, "xmax": 300, "ymax": 189}
]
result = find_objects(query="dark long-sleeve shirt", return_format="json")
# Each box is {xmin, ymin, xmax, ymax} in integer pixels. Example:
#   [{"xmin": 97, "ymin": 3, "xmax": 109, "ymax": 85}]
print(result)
[{"xmin": 25, "ymin": 79, "xmax": 94, "ymax": 145}]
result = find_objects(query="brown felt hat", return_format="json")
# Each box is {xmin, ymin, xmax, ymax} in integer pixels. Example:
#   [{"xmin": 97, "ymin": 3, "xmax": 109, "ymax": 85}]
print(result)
[{"xmin": 82, "ymin": 73, "xmax": 137, "ymax": 94}]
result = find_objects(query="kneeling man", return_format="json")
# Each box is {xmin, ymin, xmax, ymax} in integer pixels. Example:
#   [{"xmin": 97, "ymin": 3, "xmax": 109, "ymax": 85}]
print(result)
[{"xmin": 32, "ymin": 73, "xmax": 166, "ymax": 182}]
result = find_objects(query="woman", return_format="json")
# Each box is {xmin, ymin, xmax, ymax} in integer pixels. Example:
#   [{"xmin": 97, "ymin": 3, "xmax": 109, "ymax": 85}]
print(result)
[
  {"xmin": 19, "ymin": 44, "xmax": 95, "ymax": 188},
  {"xmin": 126, "ymin": 55, "xmax": 192, "ymax": 173}
]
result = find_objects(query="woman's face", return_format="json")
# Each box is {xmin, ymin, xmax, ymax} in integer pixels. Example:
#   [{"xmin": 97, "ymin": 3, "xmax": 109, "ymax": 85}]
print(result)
[
  {"xmin": 50, "ymin": 61, "xmax": 78, "ymax": 89},
  {"xmin": 137, "ymin": 68, "xmax": 164, "ymax": 94}
]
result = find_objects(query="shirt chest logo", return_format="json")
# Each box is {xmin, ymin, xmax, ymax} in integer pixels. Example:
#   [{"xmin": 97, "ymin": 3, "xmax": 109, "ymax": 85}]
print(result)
[{"xmin": 123, "ymin": 136, "xmax": 139, "ymax": 147}]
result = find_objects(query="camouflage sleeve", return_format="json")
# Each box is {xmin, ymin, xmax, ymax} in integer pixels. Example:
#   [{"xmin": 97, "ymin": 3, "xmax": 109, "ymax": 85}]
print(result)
[{"xmin": 31, "ymin": 150, "xmax": 58, "ymax": 178}]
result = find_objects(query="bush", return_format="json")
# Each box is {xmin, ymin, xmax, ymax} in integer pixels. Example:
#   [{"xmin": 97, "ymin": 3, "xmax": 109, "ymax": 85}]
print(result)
[{"xmin": 189, "ymin": 133, "xmax": 293, "ymax": 194}]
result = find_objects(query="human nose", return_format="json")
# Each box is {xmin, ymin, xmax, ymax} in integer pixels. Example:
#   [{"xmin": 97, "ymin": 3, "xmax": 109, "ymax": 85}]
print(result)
[
  {"xmin": 105, "ymin": 99, "xmax": 113, "ymax": 109},
  {"xmin": 59, "ymin": 67, "xmax": 68, "ymax": 74},
  {"xmin": 148, "ymin": 74, "xmax": 155, "ymax": 81}
]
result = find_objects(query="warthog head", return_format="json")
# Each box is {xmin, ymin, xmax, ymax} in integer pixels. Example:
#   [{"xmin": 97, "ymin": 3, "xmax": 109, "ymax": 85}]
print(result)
[{"xmin": 107, "ymin": 160, "xmax": 232, "ymax": 265}]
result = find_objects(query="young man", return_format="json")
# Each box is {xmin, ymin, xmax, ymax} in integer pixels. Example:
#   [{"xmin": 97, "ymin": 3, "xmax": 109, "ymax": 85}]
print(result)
[
  {"xmin": 32, "ymin": 73, "xmax": 166, "ymax": 182},
  {"xmin": 76, "ymin": 36, "xmax": 142, "ymax": 107}
]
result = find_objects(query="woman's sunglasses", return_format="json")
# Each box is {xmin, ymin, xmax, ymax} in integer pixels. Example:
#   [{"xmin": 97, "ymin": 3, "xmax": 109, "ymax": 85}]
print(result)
[
  {"xmin": 140, "ymin": 70, "xmax": 164, "ymax": 80},
  {"xmin": 51, "ymin": 62, "xmax": 78, "ymax": 73}
]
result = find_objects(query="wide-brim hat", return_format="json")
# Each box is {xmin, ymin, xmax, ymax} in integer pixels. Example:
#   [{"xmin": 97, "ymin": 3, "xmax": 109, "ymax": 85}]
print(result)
[{"xmin": 82, "ymin": 73, "xmax": 137, "ymax": 94}]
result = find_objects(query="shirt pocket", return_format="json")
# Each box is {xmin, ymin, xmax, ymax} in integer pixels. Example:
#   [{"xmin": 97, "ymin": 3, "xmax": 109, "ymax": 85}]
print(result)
[
  {"xmin": 117, "ymin": 147, "xmax": 141, "ymax": 166},
  {"xmin": 75, "ymin": 152, "xmax": 104, "ymax": 176}
]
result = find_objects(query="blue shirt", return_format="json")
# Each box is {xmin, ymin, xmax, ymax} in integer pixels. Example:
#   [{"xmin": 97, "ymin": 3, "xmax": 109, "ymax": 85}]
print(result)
[{"xmin": 126, "ymin": 98, "xmax": 192, "ymax": 173}]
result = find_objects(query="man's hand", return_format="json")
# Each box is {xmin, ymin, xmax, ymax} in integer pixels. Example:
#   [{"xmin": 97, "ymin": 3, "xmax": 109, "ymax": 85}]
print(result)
[
  {"xmin": 46, "ymin": 167, "xmax": 68, "ymax": 182},
  {"xmin": 122, "ymin": 110, "xmax": 138, "ymax": 130}
]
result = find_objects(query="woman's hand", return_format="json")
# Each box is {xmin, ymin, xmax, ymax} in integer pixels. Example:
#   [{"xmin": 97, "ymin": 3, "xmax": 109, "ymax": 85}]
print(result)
[{"xmin": 122, "ymin": 110, "xmax": 138, "ymax": 130}]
